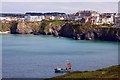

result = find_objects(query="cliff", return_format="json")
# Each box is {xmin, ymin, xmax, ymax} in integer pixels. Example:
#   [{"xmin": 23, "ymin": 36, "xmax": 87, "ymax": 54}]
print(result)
[
  {"xmin": 59, "ymin": 23, "xmax": 120, "ymax": 41},
  {"xmin": 16, "ymin": 22, "xmax": 41, "ymax": 34},
  {"xmin": 1, "ymin": 20, "xmax": 120, "ymax": 41}
]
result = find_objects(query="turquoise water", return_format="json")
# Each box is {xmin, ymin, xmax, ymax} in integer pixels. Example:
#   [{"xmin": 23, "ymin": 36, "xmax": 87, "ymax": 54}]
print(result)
[{"xmin": 2, "ymin": 34, "xmax": 118, "ymax": 78}]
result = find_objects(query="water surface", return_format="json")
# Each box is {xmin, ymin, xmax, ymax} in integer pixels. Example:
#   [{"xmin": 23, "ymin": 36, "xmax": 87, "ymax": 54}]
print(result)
[{"xmin": 2, "ymin": 34, "xmax": 118, "ymax": 78}]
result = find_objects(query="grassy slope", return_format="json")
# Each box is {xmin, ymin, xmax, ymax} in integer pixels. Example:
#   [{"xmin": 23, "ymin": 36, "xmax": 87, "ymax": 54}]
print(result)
[{"xmin": 49, "ymin": 65, "xmax": 120, "ymax": 79}]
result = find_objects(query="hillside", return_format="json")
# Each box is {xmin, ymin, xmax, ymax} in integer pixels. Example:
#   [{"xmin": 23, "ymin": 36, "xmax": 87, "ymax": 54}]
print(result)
[{"xmin": 48, "ymin": 65, "xmax": 120, "ymax": 80}]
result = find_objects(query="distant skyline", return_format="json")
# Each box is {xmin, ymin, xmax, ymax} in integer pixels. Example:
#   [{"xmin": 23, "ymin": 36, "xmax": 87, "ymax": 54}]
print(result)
[{"xmin": 1, "ymin": 2, "xmax": 118, "ymax": 14}]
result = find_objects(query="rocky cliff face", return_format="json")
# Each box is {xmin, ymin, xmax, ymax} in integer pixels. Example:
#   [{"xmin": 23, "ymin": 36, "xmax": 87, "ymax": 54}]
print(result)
[
  {"xmin": 95, "ymin": 28, "xmax": 120, "ymax": 41},
  {"xmin": 1, "ymin": 21, "xmax": 120, "ymax": 41},
  {"xmin": 59, "ymin": 23, "xmax": 120, "ymax": 41},
  {"xmin": 59, "ymin": 23, "xmax": 81, "ymax": 38},
  {"xmin": 38, "ymin": 21, "xmax": 63, "ymax": 36},
  {"xmin": 16, "ymin": 22, "xmax": 41, "ymax": 34},
  {"xmin": 5, "ymin": 21, "xmax": 64, "ymax": 36},
  {"xmin": 1, "ymin": 21, "xmax": 14, "ymax": 32}
]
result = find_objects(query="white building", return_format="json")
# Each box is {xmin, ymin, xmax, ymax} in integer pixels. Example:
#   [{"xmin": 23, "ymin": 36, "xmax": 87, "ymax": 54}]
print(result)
[
  {"xmin": 75, "ymin": 10, "xmax": 100, "ymax": 24},
  {"xmin": 0, "ymin": 16, "xmax": 18, "ymax": 21},
  {"xmin": 45, "ymin": 16, "xmax": 55, "ymax": 20},
  {"xmin": 100, "ymin": 13, "xmax": 115, "ymax": 24},
  {"xmin": 54, "ymin": 16, "xmax": 64, "ymax": 20},
  {"xmin": 76, "ymin": 10, "xmax": 99, "ymax": 17},
  {"xmin": 51, "ymin": 16, "xmax": 55, "ymax": 20},
  {"xmin": 115, "ymin": 13, "xmax": 120, "ymax": 27},
  {"xmin": 25, "ymin": 15, "xmax": 45, "ymax": 22},
  {"xmin": 0, "ymin": 17, "xmax": 6, "ymax": 20},
  {"xmin": 0, "ymin": 16, "xmax": 25, "ymax": 22}
]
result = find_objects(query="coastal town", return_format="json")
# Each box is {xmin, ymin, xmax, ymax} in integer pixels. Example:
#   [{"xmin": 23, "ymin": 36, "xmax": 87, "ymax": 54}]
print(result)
[
  {"xmin": 1, "ymin": 1, "xmax": 120, "ymax": 79},
  {"xmin": 0, "ymin": 10, "xmax": 120, "ymax": 27},
  {"xmin": 0, "ymin": 10, "xmax": 120, "ymax": 41}
]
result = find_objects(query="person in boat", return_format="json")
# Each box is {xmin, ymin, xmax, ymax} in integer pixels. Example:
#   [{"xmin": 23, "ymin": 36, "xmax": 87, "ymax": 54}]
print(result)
[{"xmin": 66, "ymin": 62, "xmax": 72, "ymax": 70}]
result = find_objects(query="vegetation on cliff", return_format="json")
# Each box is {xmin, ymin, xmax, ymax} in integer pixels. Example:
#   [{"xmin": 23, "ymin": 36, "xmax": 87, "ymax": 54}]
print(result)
[
  {"xmin": 48, "ymin": 65, "xmax": 120, "ymax": 79},
  {"xmin": 40, "ymin": 20, "xmax": 64, "ymax": 33},
  {"xmin": 1, "ymin": 21, "xmax": 11, "ymax": 31},
  {"xmin": 1, "ymin": 20, "xmax": 120, "ymax": 41},
  {"xmin": 59, "ymin": 22, "xmax": 119, "ymax": 41}
]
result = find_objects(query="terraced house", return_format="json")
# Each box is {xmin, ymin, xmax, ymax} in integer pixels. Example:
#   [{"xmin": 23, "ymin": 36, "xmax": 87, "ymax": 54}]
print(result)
[
  {"xmin": 75, "ymin": 10, "xmax": 100, "ymax": 24},
  {"xmin": 24, "ymin": 12, "xmax": 66, "ymax": 21},
  {"xmin": 100, "ymin": 13, "xmax": 116, "ymax": 24},
  {"xmin": 24, "ymin": 13, "xmax": 45, "ymax": 21}
]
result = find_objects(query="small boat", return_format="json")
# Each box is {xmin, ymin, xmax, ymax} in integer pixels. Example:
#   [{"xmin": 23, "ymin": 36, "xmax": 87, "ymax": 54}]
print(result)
[
  {"xmin": 54, "ymin": 69, "xmax": 70, "ymax": 73},
  {"xmin": 54, "ymin": 60, "xmax": 72, "ymax": 73}
]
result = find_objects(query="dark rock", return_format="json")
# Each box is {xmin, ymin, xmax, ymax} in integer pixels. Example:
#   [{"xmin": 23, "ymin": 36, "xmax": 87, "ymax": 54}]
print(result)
[
  {"xmin": 47, "ymin": 32, "xmax": 52, "ymax": 35},
  {"xmin": 33, "ymin": 32, "xmax": 40, "ymax": 35},
  {"xmin": 51, "ymin": 27, "xmax": 59, "ymax": 37},
  {"xmin": 52, "ymin": 30, "xmax": 59, "ymax": 37},
  {"xmin": 39, "ymin": 31, "xmax": 48, "ymax": 35},
  {"xmin": 59, "ymin": 23, "xmax": 80, "ymax": 38},
  {"xmin": 10, "ymin": 21, "xmax": 18, "ymax": 34},
  {"xmin": 85, "ymin": 31, "xmax": 95, "ymax": 40},
  {"xmin": 73, "ymin": 33, "xmax": 81, "ymax": 40}
]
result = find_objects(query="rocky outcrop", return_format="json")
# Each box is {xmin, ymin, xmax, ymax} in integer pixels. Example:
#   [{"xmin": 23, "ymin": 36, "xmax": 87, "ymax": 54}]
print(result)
[
  {"xmin": 59, "ymin": 23, "xmax": 120, "ymax": 41},
  {"xmin": 16, "ymin": 22, "xmax": 41, "ymax": 34},
  {"xmin": 1, "ymin": 21, "xmax": 41, "ymax": 34},
  {"xmin": 1, "ymin": 21, "xmax": 120, "ymax": 41},
  {"xmin": 1, "ymin": 21, "xmax": 15, "ymax": 32},
  {"xmin": 10, "ymin": 21, "xmax": 18, "ymax": 34},
  {"xmin": 59, "ymin": 23, "xmax": 81, "ymax": 38},
  {"xmin": 94, "ymin": 28, "xmax": 120, "ymax": 41}
]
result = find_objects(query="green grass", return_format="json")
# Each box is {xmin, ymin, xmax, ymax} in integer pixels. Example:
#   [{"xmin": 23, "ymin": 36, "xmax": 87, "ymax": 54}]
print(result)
[
  {"xmin": 40, "ymin": 20, "xmax": 65, "ymax": 32},
  {"xmin": 49, "ymin": 65, "xmax": 120, "ymax": 79}
]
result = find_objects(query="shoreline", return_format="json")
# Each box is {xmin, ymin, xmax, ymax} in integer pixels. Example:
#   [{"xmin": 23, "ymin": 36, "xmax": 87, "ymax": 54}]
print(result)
[
  {"xmin": 0, "ymin": 31, "xmax": 10, "ymax": 34},
  {"xmin": 49, "ymin": 65, "xmax": 119, "ymax": 79},
  {"xmin": 1, "ymin": 33, "xmax": 120, "ymax": 42},
  {"xmin": 1, "ymin": 21, "xmax": 120, "ymax": 42}
]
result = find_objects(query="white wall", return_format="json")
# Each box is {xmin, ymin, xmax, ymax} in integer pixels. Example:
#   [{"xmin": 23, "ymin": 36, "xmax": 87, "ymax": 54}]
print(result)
[{"xmin": 25, "ymin": 15, "xmax": 45, "ymax": 21}]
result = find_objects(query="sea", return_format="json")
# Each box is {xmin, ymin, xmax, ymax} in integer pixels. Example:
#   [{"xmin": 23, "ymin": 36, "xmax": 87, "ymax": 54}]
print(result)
[{"xmin": 2, "ymin": 34, "xmax": 119, "ymax": 78}]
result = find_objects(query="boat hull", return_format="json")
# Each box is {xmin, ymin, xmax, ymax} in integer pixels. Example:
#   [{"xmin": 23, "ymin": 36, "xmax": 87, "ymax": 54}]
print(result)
[{"xmin": 55, "ymin": 69, "xmax": 70, "ymax": 73}]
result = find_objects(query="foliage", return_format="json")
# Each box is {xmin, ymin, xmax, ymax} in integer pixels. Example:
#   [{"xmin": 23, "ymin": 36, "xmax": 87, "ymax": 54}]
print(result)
[
  {"xmin": 101, "ymin": 23, "xmax": 114, "ymax": 27},
  {"xmin": 41, "ymin": 20, "xmax": 65, "ymax": 31},
  {"xmin": 1, "ymin": 24, "xmax": 10, "ymax": 31},
  {"xmin": 50, "ymin": 65, "xmax": 120, "ymax": 79},
  {"xmin": 33, "ymin": 26, "xmax": 40, "ymax": 32}
]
